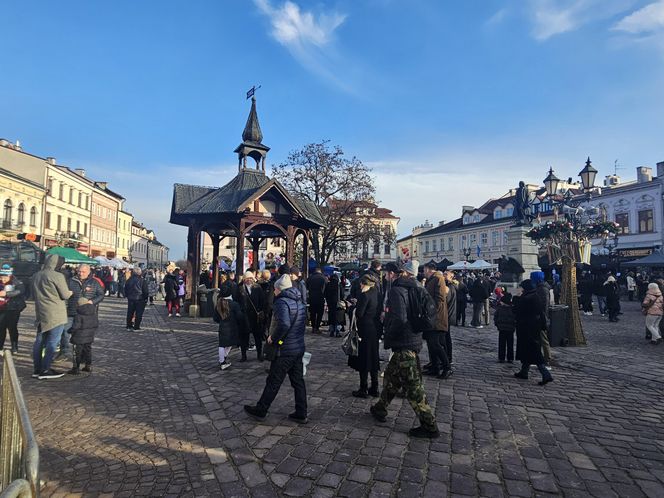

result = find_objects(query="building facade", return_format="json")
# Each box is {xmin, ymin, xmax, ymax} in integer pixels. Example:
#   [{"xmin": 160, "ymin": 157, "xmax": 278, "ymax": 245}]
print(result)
[
  {"xmin": 89, "ymin": 183, "xmax": 123, "ymax": 258},
  {"xmin": 396, "ymin": 220, "xmax": 433, "ymax": 263},
  {"xmin": 130, "ymin": 221, "xmax": 149, "ymax": 266},
  {"xmin": 116, "ymin": 210, "xmax": 133, "ymax": 261}
]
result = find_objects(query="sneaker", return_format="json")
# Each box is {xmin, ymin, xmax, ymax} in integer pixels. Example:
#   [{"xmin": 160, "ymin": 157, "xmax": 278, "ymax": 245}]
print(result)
[
  {"xmin": 126, "ymin": 327, "xmax": 134, "ymax": 331},
  {"xmin": 538, "ymin": 377, "xmax": 554, "ymax": 386},
  {"xmin": 219, "ymin": 361, "xmax": 232, "ymax": 370},
  {"xmin": 248, "ymin": 345, "xmax": 256, "ymax": 352},
  {"xmin": 369, "ymin": 405, "xmax": 387, "ymax": 423},
  {"xmin": 409, "ymin": 426, "xmax": 440, "ymax": 439},
  {"xmin": 67, "ymin": 368, "xmax": 80, "ymax": 375},
  {"xmin": 544, "ymin": 366, "xmax": 552, "ymax": 371},
  {"xmin": 244, "ymin": 405, "xmax": 266, "ymax": 419},
  {"xmin": 175, "ymin": 313, "xmax": 181, "ymax": 317},
  {"xmin": 476, "ymin": 325, "xmax": 484, "ymax": 329},
  {"xmin": 38, "ymin": 369, "xmax": 65, "ymax": 380},
  {"xmin": 288, "ymin": 412, "xmax": 308, "ymax": 424},
  {"xmin": 168, "ymin": 313, "xmax": 172, "ymax": 317},
  {"xmin": 437, "ymin": 370, "xmax": 452, "ymax": 380},
  {"xmin": 31, "ymin": 373, "xmax": 39, "ymax": 379}
]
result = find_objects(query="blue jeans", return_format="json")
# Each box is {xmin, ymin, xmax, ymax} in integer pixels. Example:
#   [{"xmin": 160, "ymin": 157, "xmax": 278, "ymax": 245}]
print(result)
[
  {"xmin": 596, "ymin": 296, "xmax": 607, "ymax": 315},
  {"xmin": 33, "ymin": 324, "xmax": 66, "ymax": 375},
  {"xmin": 60, "ymin": 317, "xmax": 74, "ymax": 355}
]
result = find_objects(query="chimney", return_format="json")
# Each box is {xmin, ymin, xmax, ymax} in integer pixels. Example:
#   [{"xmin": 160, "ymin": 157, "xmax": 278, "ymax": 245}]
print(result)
[
  {"xmin": 96, "ymin": 181, "xmax": 108, "ymax": 189},
  {"xmin": 46, "ymin": 157, "xmax": 56, "ymax": 165},
  {"xmin": 438, "ymin": 220, "xmax": 446, "ymax": 226},
  {"xmin": 604, "ymin": 175, "xmax": 620, "ymax": 187},
  {"xmin": 657, "ymin": 162, "xmax": 664, "ymax": 178},
  {"xmin": 462, "ymin": 205, "xmax": 474, "ymax": 213},
  {"xmin": 637, "ymin": 166, "xmax": 652, "ymax": 184},
  {"xmin": 74, "ymin": 169, "xmax": 86, "ymax": 177},
  {"xmin": 0, "ymin": 139, "xmax": 9, "ymax": 147}
]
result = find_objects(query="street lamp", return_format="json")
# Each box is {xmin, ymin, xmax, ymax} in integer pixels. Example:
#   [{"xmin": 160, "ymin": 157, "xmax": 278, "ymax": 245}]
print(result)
[
  {"xmin": 543, "ymin": 167, "xmax": 561, "ymax": 197},
  {"xmin": 579, "ymin": 157, "xmax": 598, "ymax": 192}
]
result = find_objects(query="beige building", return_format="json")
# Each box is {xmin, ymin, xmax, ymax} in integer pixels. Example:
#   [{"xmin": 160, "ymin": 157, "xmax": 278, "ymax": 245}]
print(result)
[
  {"xmin": 43, "ymin": 163, "xmax": 94, "ymax": 253},
  {"xmin": 90, "ymin": 183, "xmax": 123, "ymax": 258},
  {"xmin": 396, "ymin": 220, "xmax": 434, "ymax": 263},
  {"xmin": 117, "ymin": 210, "xmax": 133, "ymax": 261},
  {"xmin": 0, "ymin": 141, "xmax": 46, "ymax": 239}
]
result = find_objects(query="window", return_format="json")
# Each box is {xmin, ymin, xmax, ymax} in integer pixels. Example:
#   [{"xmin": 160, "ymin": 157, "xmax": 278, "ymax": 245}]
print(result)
[
  {"xmin": 3, "ymin": 200, "xmax": 12, "ymax": 226},
  {"xmin": 473, "ymin": 214, "xmax": 480, "ymax": 223},
  {"xmin": 67, "ymin": 218, "xmax": 71, "ymax": 232},
  {"xmin": 47, "ymin": 178, "xmax": 53, "ymax": 196},
  {"xmin": 76, "ymin": 220, "xmax": 80, "ymax": 233},
  {"xmin": 69, "ymin": 188, "xmax": 74, "ymax": 204},
  {"xmin": 59, "ymin": 183, "xmax": 64, "ymax": 201},
  {"xmin": 639, "ymin": 209, "xmax": 653, "ymax": 233},
  {"xmin": 17, "ymin": 203, "xmax": 25, "ymax": 226},
  {"xmin": 432, "ymin": 239, "xmax": 437, "ymax": 252},
  {"xmin": 615, "ymin": 213, "xmax": 630, "ymax": 235},
  {"xmin": 373, "ymin": 241, "xmax": 380, "ymax": 254},
  {"xmin": 494, "ymin": 210, "xmax": 502, "ymax": 219},
  {"xmin": 45, "ymin": 211, "xmax": 51, "ymax": 229},
  {"xmin": 448, "ymin": 237, "xmax": 453, "ymax": 250},
  {"xmin": 492, "ymin": 231, "xmax": 499, "ymax": 247},
  {"xmin": 78, "ymin": 192, "xmax": 82, "ymax": 207},
  {"xmin": 461, "ymin": 235, "xmax": 467, "ymax": 248},
  {"xmin": 506, "ymin": 207, "xmax": 514, "ymax": 216},
  {"xmin": 29, "ymin": 207, "xmax": 37, "ymax": 227},
  {"xmin": 384, "ymin": 244, "xmax": 391, "ymax": 254},
  {"xmin": 470, "ymin": 234, "xmax": 477, "ymax": 246},
  {"xmin": 425, "ymin": 241, "xmax": 430, "ymax": 253},
  {"xmin": 463, "ymin": 216, "xmax": 470, "ymax": 225},
  {"xmin": 85, "ymin": 196, "xmax": 89, "ymax": 210},
  {"xmin": 481, "ymin": 232, "xmax": 488, "ymax": 246},
  {"xmin": 57, "ymin": 215, "xmax": 62, "ymax": 231}
]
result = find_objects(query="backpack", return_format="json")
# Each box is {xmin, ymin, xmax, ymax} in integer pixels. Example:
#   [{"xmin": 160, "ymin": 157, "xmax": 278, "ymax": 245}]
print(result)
[{"xmin": 407, "ymin": 285, "xmax": 436, "ymax": 333}]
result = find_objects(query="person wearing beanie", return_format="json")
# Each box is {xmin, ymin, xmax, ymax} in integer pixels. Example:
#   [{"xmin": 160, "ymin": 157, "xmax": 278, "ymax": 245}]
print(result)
[
  {"xmin": 642, "ymin": 282, "xmax": 664, "ymax": 344},
  {"xmin": 0, "ymin": 263, "xmax": 26, "ymax": 354},
  {"xmin": 67, "ymin": 297, "xmax": 99, "ymax": 375},
  {"xmin": 369, "ymin": 260, "xmax": 440, "ymax": 439},
  {"xmin": 245, "ymin": 272, "xmax": 308, "ymax": 423},
  {"xmin": 604, "ymin": 274, "xmax": 620, "ymax": 323},
  {"xmin": 513, "ymin": 280, "xmax": 553, "ymax": 385},
  {"xmin": 213, "ymin": 286, "xmax": 247, "ymax": 370},
  {"xmin": 239, "ymin": 270, "xmax": 266, "ymax": 362},
  {"xmin": 493, "ymin": 293, "xmax": 516, "ymax": 363}
]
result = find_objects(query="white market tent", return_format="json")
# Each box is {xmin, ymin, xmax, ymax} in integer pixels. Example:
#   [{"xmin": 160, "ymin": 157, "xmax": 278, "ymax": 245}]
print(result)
[
  {"xmin": 94, "ymin": 256, "xmax": 110, "ymax": 266},
  {"xmin": 107, "ymin": 257, "xmax": 130, "ymax": 269},
  {"xmin": 447, "ymin": 261, "xmax": 471, "ymax": 270},
  {"xmin": 469, "ymin": 259, "xmax": 497, "ymax": 270}
]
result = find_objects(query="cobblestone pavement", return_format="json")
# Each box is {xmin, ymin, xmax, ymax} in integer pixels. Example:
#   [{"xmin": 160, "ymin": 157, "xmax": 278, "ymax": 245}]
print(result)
[{"xmin": 9, "ymin": 297, "xmax": 664, "ymax": 497}]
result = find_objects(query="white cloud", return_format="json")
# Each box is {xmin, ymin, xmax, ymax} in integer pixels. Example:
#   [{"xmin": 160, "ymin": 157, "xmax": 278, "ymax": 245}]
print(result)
[
  {"xmin": 253, "ymin": 0, "xmax": 355, "ymax": 93},
  {"xmin": 528, "ymin": 0, "xmax": 636, "ymax": 40},
  {"xmin": 613, "ymin": 0, "xmax": 664, "ymax": 33}
]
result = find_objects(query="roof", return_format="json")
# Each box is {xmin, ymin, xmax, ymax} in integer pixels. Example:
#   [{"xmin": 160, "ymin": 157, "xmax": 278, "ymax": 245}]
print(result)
[
  {"xmin": 242, "ymin": 97, "xmax": 263, "ymax": 144},
  {"xmin": 171, "ymin": 169, "xmax": 325, "ymax": 227},
  {"xmin": 0, "ymin": 167, "xmax": 44, "ymax": 190}
]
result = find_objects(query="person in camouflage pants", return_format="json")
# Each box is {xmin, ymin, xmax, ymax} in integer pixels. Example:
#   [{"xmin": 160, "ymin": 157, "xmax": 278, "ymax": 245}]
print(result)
[
  {"xmin": 370, "ymin": 260, "xmax": 439, "ymax": 438},
  {"xmin": 371, "ymin": 350, "xmax": 437, "ymax": 432}
]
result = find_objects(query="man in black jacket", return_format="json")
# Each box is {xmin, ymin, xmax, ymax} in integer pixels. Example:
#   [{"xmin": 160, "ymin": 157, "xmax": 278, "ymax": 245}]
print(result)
[
  {"xmin": 306, "ymin": 267, "xmax": 327, "ymax": 333},
  {"xmin": 125, "ymin": 268, "xmax": 149, "ymax": 331},
  {"xmin": 370, "ymin": 260, "xmax": 439, "ymax": 439},
  {"xmin": 469, "ymin": 277, "xmax": 489, "ymax": 328}
]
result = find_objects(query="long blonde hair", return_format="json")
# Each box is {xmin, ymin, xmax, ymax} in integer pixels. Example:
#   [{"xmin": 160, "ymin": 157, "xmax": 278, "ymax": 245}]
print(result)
[{"xmin": 216, "ymin": 297, "xmax": 231, "ymax": 320}]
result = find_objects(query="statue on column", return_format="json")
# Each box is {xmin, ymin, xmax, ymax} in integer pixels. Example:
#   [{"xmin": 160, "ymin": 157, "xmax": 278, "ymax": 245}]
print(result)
[{"xmin": 513, "ymin": 181, "xmax": 533, "ymax": 227}]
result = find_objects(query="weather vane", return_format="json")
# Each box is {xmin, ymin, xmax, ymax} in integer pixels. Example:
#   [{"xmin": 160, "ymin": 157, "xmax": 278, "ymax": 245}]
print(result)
[{"xmin": 246, "ymin": 85, "xmax": 261, "ymax": 100}]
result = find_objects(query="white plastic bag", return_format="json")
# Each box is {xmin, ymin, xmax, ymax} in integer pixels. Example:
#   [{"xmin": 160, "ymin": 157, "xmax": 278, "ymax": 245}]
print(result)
[{"xmin": 302, "ymin": 351, "xmax": 312, "ymax": 376}]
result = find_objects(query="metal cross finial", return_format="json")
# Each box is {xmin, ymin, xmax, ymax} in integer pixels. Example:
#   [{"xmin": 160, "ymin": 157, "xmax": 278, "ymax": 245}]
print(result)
[{"xmin": 246, "ymin": 85, "xmax": 262, "ymax": 100}]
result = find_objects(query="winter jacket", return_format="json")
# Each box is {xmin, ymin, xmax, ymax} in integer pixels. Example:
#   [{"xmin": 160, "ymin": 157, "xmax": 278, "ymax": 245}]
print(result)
[
  {"xmin": 0, "ymin": 278, "xmax": 26, "ymax": 312},
  {"xmin": 68, "ymin": 303, "xmax": 99, "ymax": 345},
  {"xmin": 424, "ymin": 271, "xmax": 449, "ymax": 332},
  {"xmin": 642, "ymin": 289, "xmax": 664, "ymax": 316},
  {"xmin": 67, "ymin": 276, "xmax": 105, "ymax": 317},
  {"xmin": 493, "ymin": 303, "xmax": 516, "ymax": 333},
  {"xmin": 239, "ymin": 283, "xmax": 266, "ymax": 329},
  {"xmin": 145, "ymin": 274, "xmax": 159, "ymax": 297},
  {"xmin": 348, "ymin": 286, "xmax": 380, "ymax": 373},
  {"xmin": 163, "ymin": 273, "xmax": 179, "ymax": 300},
  {"xmin": 125, "ymin": 275, "xmax": 149, "ymax": 302},
  {"xmin": 446, "ymin": 282, "xmax": 457, "ymax": 327},
  {"xmin": 604, "ymin": 278, "xmax": 620, "ymax": 310},
  {"xmin": 469, "ymin": 279, "xmax": 489, "ymax": 303},
  {"xmin": 383, "ymin": 276, "xmax": 424, "ymax": 353},
  {"xmin": 33, "ymin": 254, "xmax": 72, "ymax": 332},
  {"xmin": 271, "ymin": 287, "xmax": 306, "ymax": 357},
  {"xmin": 535, "ymin": 281, "xmax": 551, "ymax": 318},
  {"xmin": 306, "ymin": 272, "xmax": 327, "ymax": 304},
  {"xmin": 213, "ymin": 300, "xmax": 246, "ymax": 347},
  {"xmin": 514, "ymin": 289, "xmax": 546, "ymax": 365}
]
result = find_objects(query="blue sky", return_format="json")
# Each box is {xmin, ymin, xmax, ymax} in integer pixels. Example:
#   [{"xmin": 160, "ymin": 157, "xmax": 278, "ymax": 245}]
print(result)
[{"xmin": 2, "ymin": 0, "xmax": 664, "ymax": 258}]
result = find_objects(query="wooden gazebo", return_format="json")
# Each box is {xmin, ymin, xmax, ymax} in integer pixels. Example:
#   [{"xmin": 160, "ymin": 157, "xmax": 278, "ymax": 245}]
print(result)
[{"xmin": 169, "ymin": 97, "xmax": 325, "ymax": 313}]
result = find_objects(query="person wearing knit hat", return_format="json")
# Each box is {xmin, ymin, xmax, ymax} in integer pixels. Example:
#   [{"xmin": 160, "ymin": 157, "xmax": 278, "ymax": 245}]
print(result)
[
  {"xmin": 213, "ymin": 285, "xmax": 245, "ymax": 370},
  {"xmin": 402, "ymin": 259, "xmax": 419, "ymax": 277},
  {"xmin": 369, "ymin": 257, "xmax": 440, "ymax": 439},
  {"xmin": 244, "ymin": 267, "xmax": 308, "ymax": 424},
  {"xmin": 513, "ymin": 279, "xmax": 553, "ymax": 385},
  {"xmin": 0, "ymin": 264, "xmax": 13, "ymax": 276},
  {"xmin": 239, "ymin": 268, "xmax": 266, "ymax": 362}
]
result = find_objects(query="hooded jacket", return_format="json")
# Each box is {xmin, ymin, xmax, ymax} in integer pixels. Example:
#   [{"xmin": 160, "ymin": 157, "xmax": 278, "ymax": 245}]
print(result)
[
  {"xmin": 271, "ymin": 287, "xmax": 306, "ymax": 357},
  {"xmin": 383, "ymin": 275, "xmax": 424, "ymax": 352},
  {"xmin": 33, "ymin": 254, "xmax": 72, "ymax": 332},
  {"xmin": 69, "ymin": 303, "xmax": 99, "ymax": 344},
  {"xmin": 642, "ymin": 287, "xmax": 664, "ymax": 316},
  {"xmin": 424, "ymin": 271, "xmax": 449, "ymax": 333}
]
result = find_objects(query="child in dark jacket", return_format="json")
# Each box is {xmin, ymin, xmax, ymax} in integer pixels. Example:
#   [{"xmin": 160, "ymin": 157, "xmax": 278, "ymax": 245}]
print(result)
[
  {"xmin": 67, "ymin": 297, "xmax": 99, "ymax": 375},
  {"xmin": 493, "ymin": 293, "xmax": 515, "ymax": 363}
]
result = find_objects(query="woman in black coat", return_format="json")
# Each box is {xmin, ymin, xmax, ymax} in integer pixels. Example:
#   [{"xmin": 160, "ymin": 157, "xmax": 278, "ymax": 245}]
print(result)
[
  {"xmin": 213, "ymin": 286, "xmax": 247, "ymax": 370},
  {"xmin": 604, "ymin": 276, "xmax": 620, "ymax": 322},
  {"xmin": 67, "ymin": 298, "xmax": 99, "ymax": 375},
  {"xmin": 348, "ymin": 275, "xmax": 380, "ymax": 398},
  {"xmin": 513, "ymin": 280, "xmax": 553, "ymax": 385},
  {"xmin": 325, "ymin": 274, "xmax": 341, "ymax": 337}
]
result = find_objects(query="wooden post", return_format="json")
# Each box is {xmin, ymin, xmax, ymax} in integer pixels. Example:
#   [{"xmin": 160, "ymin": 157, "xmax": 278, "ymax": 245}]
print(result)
[
  {"xmin": 560, "ymin": 255, "xmax": 586, "ymax": 346},
  {"xmin": 236, "ymin": 226, "xmax": 245, "ymax": 281},
  {"xmin": 211, "ymin": 234, "xmax": 220, "ymax": 289},
  {"xmin": 302, "ymin": 231, "xmax": 310, "ymax": 279},
  {"xmin": 286, "ymin": 226, "xmax": 296, "ymax": 266},
  {"xmin": 186, "ymin": 225, "xmax": 201, "ymax": 314}
]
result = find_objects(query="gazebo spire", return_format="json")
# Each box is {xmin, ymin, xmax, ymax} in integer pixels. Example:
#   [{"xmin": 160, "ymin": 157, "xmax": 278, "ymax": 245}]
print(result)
[
  {"xmin": 234, "ymin": 96, "xmax": 270, "ymax": 172},
  {"xmin": 242, "ymin": 96, "xmax": 263, "ymax": 144}
]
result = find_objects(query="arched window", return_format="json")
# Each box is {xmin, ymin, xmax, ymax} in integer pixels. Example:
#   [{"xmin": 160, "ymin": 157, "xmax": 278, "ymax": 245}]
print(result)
[
  {"xmin": 30, "ymin": 207, "xmax": 37, "ymax": 227},
  {"xmin": 17, "ymin": 203, "xmax": 25, "ymax": 226},
  {"xmin": 3, "ymin": 200, "xmax": 12, "ymax": 226}
]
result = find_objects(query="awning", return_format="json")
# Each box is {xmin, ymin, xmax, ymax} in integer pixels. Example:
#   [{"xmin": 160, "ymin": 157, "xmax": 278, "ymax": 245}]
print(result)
[
  {"xmin": 469, "ymin": 259, "xmax": 497, "ymax": 270},
  {"xmin": 447, "ymin": 261, "xmax": 471, "ymax": 270},
  {"xmin": 47, "ymin": 247, "xmax": 99, "ymax": 265},
  {"xmin": 622, "ymin": 251, "xmax": 664, "ymax": 268}
]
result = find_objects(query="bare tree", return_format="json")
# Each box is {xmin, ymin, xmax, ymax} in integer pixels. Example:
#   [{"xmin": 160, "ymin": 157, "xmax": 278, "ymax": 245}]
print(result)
[{"xmin": 273, "ymin": 141, "xmax": 384, "ymax": 264}]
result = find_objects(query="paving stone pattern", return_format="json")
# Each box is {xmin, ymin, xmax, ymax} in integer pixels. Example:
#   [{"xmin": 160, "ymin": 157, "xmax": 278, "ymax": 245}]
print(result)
[{"xmin": 9, "ymin": 298, "xmax": 664, "ymax": 497}]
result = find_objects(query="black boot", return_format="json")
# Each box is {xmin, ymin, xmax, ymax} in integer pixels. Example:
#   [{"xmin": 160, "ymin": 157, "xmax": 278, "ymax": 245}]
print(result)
[{"xmin": 10, "ymin": 341, "xmax": 17, "ymax": 354}]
